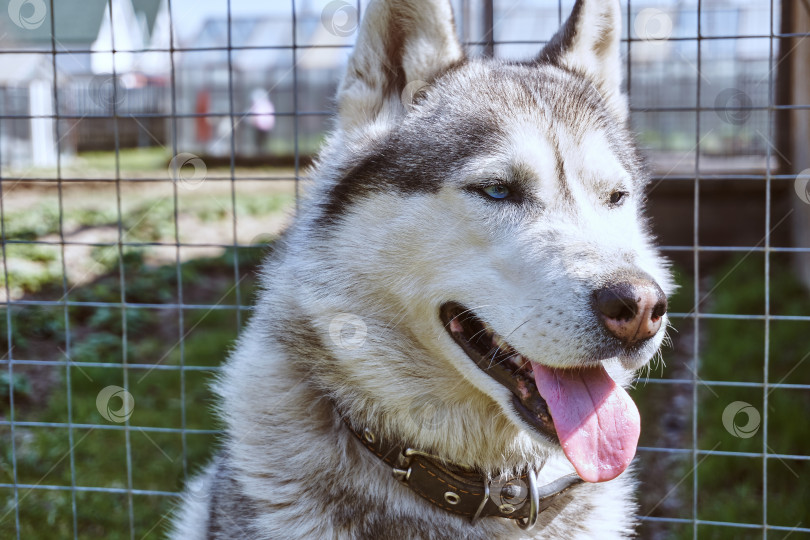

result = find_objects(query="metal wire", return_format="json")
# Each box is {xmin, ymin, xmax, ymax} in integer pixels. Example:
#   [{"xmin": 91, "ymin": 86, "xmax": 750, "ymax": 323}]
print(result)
[{"xmin": 0, "ymin": 0, "xmax": 805, "ymax": 538}]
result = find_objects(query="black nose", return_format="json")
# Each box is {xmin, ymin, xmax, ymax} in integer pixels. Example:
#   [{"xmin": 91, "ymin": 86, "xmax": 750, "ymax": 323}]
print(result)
[{"xmin": 595, "ymin": 275, "xmax": 667, "ymax": 345}]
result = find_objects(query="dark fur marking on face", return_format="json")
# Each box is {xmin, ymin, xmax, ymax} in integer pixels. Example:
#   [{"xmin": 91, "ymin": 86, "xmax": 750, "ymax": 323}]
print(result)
[
  {"xmin": 535, "ymin": 71, "xmax": 646, "ymax": 191},
  {"xmin": 317, "ymin": 60, "xmax": 645, "ymax": 231},
  {"xmin": 316, "ymin": 108, "xmax": 502, "ymax": 229},
  {"xmin": 549, "ymin": 131, "xmax": 573, "ymax": 203}
]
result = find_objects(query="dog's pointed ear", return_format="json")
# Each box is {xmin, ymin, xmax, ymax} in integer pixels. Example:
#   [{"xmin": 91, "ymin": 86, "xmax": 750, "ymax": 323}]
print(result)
[
  {"xmin": 337, "ymin": 0, "xmax": 463, "ymax": 132},
  {"xmin": 539, "ymin": 0, "xmax": 628, "ymax": 122}
]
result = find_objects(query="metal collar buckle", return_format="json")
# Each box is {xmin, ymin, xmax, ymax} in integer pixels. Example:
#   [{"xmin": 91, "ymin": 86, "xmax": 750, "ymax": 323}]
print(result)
[
  {"xmin": 523, "ymin": 472, "xmax": 584, "ymax": 530},
  {"xmin": 472, "ymin": 468, "xmax": 539, "ymax": 530},
  {"xmin": 515, "ymin": 468, "xmax": 539, "ymax": 530},
  {"xmin": 347, "ymin": 419, "xmax": 582, "ymax": 531},
  {"xmin": 395, "ymin": 446, "xmax": 541, "ymax": 530}
]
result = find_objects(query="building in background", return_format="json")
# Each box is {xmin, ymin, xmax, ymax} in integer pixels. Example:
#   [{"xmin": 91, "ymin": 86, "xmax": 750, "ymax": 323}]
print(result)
[
  {"xmin": 0, "ymin": 0, "xmax": 168, "ymax": 171},
  {"xmin": 0, "ymin": 0, "xmax": 779, "ymax": 171},
  {"xmin": 492, "ymin": 0, "xmax": 775, "ymax": 167}
]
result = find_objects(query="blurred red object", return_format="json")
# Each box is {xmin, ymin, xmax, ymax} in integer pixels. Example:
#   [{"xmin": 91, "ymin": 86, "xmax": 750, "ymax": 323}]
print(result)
[{"xmin": 195, "ymin": 90, "xmax": 212, "ymax": 142}]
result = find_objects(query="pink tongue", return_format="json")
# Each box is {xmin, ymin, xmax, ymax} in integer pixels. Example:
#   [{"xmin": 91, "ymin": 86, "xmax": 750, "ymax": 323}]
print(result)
[{"xmin": 532, "ymin": 363, "xmax": 640, "ymax": 483}]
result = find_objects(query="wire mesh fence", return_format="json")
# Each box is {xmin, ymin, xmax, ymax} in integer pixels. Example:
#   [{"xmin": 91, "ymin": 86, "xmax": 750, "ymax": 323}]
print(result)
[{"xmin": 0, "ymin": 0, "xmax": 808, "ymax": 538}]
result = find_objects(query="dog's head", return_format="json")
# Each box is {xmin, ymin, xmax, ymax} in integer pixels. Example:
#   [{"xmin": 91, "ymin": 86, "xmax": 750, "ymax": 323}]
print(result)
[{"xmin": 289, "ymin": 0, "xmax": 674, "ymax": 483}]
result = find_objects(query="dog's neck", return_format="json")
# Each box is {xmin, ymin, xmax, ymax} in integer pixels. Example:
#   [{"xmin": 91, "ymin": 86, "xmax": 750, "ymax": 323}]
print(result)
[
  {"xmin": 218, "ymin": 307, "xmax": 637, "ymax": 538},
  {"xmin": 339, "ymin": 408, "xmax": 584, "ymax": 530}
]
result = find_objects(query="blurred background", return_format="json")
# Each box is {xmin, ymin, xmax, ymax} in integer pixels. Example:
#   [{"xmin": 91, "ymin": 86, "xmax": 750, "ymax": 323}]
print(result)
[{"xmin": 0, "ymin": 0, "xmax": 808, "ymax": 538}]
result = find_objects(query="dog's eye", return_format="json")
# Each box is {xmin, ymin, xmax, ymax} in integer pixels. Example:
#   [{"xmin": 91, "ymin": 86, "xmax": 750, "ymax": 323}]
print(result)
[
  {"xmin": 609, "ymin": 190, "xmax": 628, "ymax": 206},
  {"xmin": 482, "ymin": 184, "xmax": 511, "ymax": 200}
]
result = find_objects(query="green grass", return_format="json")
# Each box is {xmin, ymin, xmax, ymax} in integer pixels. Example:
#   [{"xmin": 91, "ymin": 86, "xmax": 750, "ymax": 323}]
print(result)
[
  {"xmin": 2, "ymin": 232, "xmax": 808, "ymax": 536},
  {"xmin": 0, "ymin": 178, "xmax": 293, "ymax": 299},
  {"xmin": 2, "ymin": 186, "xmax": 293, "ymax": 244},
  {"xmin": 76, "ymin": 148, "xmax": 173, "ymax": 173},
  {"xmin": 0, "ymin": 246, "xmax": 270, "ymax": 538},
  {"xmin": 693, "ymin": 257, "xmax": 810, "ymax": 532},
  {"xmin": 632, "ymin": 256, "xmax": 810, "ymax": 539},
  {"xmin": 0, "ymin": 164, "xmax": 289, "ymax": 536}
]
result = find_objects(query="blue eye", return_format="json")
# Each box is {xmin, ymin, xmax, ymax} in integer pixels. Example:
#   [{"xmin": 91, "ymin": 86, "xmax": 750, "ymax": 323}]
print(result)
[{"xmin": 482, "ymin": 184, "xmax": 510, "ymax": 199}]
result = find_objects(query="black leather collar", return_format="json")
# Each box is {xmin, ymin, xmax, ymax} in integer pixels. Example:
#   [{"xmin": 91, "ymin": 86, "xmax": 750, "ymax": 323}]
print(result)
[{"xmin": 343, "ymin": 418, "xmax": 583, "ymax": 530}]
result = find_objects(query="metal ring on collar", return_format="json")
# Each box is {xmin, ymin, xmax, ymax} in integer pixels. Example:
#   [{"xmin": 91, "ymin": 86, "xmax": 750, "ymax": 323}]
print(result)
[{"xmin": 516, "ymin": 468, "xmax": 539, "ymax": 530}]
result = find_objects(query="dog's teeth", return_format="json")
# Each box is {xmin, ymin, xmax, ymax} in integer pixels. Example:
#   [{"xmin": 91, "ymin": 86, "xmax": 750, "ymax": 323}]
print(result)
[{"xmin": 515, "ymin": 378, "xmax": 532, "ymax": 400}]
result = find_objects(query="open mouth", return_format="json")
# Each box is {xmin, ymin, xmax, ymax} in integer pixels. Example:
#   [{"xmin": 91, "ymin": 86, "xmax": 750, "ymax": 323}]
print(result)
[
  {"xmin": 439, "ymin": 302, "xmax": 557, "ymax": 442},
  {"xmin": 439, "ymin": 301, "xmax": 642, "ymax": 483}
]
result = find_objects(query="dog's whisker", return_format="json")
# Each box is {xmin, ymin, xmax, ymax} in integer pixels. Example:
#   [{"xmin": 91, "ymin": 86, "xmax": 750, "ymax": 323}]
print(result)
[{"xmin": 442, "ymin": 304, "xmax": 492, "ymax": 332}]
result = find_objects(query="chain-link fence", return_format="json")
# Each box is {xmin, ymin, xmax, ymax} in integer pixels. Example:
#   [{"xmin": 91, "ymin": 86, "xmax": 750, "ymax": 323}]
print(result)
[{"xmin": 0, "ymin": 0, "xmax": 808, "ymax": 538}]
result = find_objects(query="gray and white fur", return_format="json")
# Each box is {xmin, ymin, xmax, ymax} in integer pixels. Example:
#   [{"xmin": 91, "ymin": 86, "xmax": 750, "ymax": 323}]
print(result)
[{"xmin": 169, "ymin": 0, "xmax": 674, "ymax": 538}]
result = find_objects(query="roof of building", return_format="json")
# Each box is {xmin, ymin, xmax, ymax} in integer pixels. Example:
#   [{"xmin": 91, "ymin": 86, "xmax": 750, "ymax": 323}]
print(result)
[
  {"xmin": 0, "ymin": 0, "xmax": 163, "ymax": 47},
  {"xmin": 179, "ymin": 15, "xmax": 354, "ymax": 71}
]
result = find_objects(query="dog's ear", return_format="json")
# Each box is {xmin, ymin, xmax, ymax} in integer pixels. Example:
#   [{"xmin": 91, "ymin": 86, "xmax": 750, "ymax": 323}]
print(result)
[
  {"xmin": 337, "ymin": 0, "xmax": 463, "ymax": 132},
  {"xmin": 539, "ymin": 0, "xmax": 628, "ymax": 122}
]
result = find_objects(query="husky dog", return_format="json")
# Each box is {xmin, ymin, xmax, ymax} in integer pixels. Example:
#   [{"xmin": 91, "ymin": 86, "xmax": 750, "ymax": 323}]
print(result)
[{"xmin": 170, "ymin": 0, "xmax": 674, "ymax": 538}]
